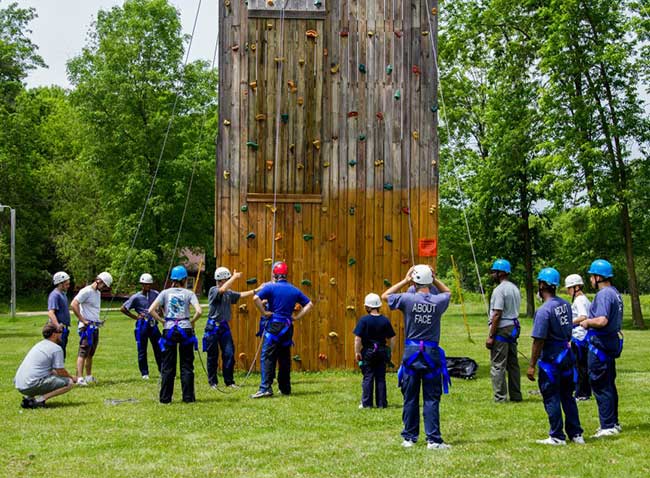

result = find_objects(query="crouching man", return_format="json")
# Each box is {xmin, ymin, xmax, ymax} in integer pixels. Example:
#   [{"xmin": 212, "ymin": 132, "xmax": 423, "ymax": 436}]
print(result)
[{"xmin": 14, "ymin": 323, "xmax": 76, "ymax": 408}]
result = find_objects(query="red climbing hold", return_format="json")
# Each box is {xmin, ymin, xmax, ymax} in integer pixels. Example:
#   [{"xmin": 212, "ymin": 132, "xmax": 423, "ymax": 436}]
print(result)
[
  {"xmin": 412, "ymin": 65, "xmax": 421, "ymax": 75},
  {"xmin": 394, "ymin": 29, "xmax": 403, "ymax": 38},
  {"xmin": 376, "ymin": 112, "xmax": 384, "ymax": 120},
  {"xmin": 402, "ymin": 207, "xmax": 410, "ymax": 215},
  {"xmin": 347, "ymin": 111, "xmax": 359, "ymax": 118}
]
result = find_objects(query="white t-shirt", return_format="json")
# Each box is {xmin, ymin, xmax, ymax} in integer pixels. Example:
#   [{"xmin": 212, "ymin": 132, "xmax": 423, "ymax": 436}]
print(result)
[
  {"xmin": 14, "ymin": 339, "xmax": 64, "ymax": 390},
  {"xmin": 74, "ymin": 284, "xmax": 101, "ymax": 328},
  {"xmin": 571, "ymin": 294, "xmax": 591, "ymax": 341},
  {"xmin": 156, "ymin": 287, "xmax": 199, "ymax": 329}
]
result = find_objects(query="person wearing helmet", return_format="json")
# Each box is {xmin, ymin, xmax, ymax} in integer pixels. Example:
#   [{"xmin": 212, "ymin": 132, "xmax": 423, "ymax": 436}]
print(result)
[
  {"xmin": 251, "ymin": 261, "xmax": 313, "ymax": 398},
  {"xmin": 581, "ymin": 259, "xmax": 623, "ymax": 438},
  {"xmin": 527, "ymin": 268, "xmax": 584, "ymax": 446},
  {"xmin": 148, "ymin": 265, "xmax": 202, "ymax": 403},
  {"xmin": 47, "ymin": 271, "xmax": 71, "ymax": 358},
  {"xmin": 381, "ymin": 265, "xmax": 452, "ymax": 450},
  {"xmin": 204, "ymin": 266, "xmax": 258, "ymax": 390},
  {"xmin": 71, "ymin": 271, "xmax": 112, "ymax": 386},
  {"xmin": 353, "ymin": 293, "xmax": 396, "ymax": 408},
  {"xmin": 120, "ymin": 273, "xmax": 162, "ymax": 380},
  {"xmin": 486, "ymin": 258, "xmax": 522, "ymax": 403},
  {"xmin": 565, "ymin": 274, "xmax": 591, "ymax": 400}
]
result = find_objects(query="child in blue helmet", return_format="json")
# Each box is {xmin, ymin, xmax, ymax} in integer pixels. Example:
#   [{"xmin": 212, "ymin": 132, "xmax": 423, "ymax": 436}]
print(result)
[
  {"xmin": 148, "ymin": 265, "xmax": 202, "ymax": 403},
  {"xmin": 527, "ymin": 267, "xmax": 583, "ymax": 445}
]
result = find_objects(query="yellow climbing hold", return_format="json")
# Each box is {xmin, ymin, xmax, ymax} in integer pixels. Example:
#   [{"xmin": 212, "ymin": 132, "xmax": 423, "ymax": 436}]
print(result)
[
  {"xmin": 223, "ymin": 170, "xmax": 231, "ymax": 179},
  {"xmin": 322, "ymin": 161, "xmax": 330, "ymax": 168},
  {"xmin": 249, "ymin": 81, "xmax": 257, "ymax": 89},
  {"xmin": 312, "ymin": 139, "xmax": 321, "ymax": 150},
  {"xmin": 329, "ymin": 277, "xmax": 336, "ymax": 285},
  {"xmin": 374, "ymin": 160, "xmax": 384, "ymax": 167},
  {"xmin": 297, "ymin": 97, "xmax": 304, "ymax": 106},
  {"xmin": 330, "ymin": 64, "xmax": 340, "ymax": 74},
  {"xmin": 328, "ymin": 331, "xmax": 339, "ymax": 338},
  {"xmin": 223, "ymin": 119, "xmax": 231, "ymax": 126},
  {"xmin": 274, "ymin": 57, "xmax": 286, "ymax": 63},
  {"xmin": 299, "ymin": 58, "xmax": 305, "ymax": 66},
  {"xmin": 297, "ymin": 163, "xmax": 304, "ymax": 170},
  {"xmin": 412, "ymin": 131, "xmax": 420, "ymax": 140},
  {"xmin": 264, "ymin": 258, "xmax": 273, "ymax": 264},
  {"xmin": 267, "ymin": 22, "xmax": 273, "ymax": 30},
  {"xmin": 255, "ymin": 114, "xmax": 266, "ymax": 121},
  {"xmin": 346, "ymin": 306, "xmax": 356, "ymax": 311}
]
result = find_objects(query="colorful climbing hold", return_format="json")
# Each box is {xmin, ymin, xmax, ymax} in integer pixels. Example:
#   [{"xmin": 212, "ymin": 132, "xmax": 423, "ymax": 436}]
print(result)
[
  {"xmin": 287, "ymin": 80, "xmax": 297, "ymax": 92},
  {"xmin": 274, "ymin": 57, "xmax": 286, "ymax": 63},
  {"xmin": 412, "ymin": 65, "xmax": 421, "ymax": 75},
  {"xmin": 348, "ymin": 258, "xmax": 357, "ymax": 266},
  {"xmin": 281, "ymin": 113, "xmax": 289, "ymax": 123},
  {"xmin": 246, "ymin": 232, "xmax": 256, "ymax": 239},
  {"xmin": 249, "ymin": 81, "xmax": 257, "ymax": 89},
  {"xmin": 238, "ymin": 304, "xmax": 248, "ymax": 313},
  {"xmin": 328, "ymin": 331, "xmax": 339, "ymax": 338},
  {"xmin": 318, "ymin": 353, "xmax": 327, "ymax": 361},
  {"xmin": 422, "ymin": 31, "xmax": 430, "ymax": 36},
  {"xmin": 301, "ymin": 279, "xmax": 312, "ymax": 286},
  {"xmin": 327, "ymin": 233, "xmax": 336, "ymax": 241},
  {"xmin": 394, "ymin": 30, "xmax": 403, "ymax": 38},
  {"xmin": 255, "ymin": 113, "xmax": 266, "ymax": 121},
  {"xmin": 358, "ymin": 134, "xmax": 366, "ymax": 141},
  {"xmin": 293, "ymin": 355, "xmax": 302, "ymax": 362},
  {"xmin": 322, "ymin": 161, "xmax": 330, "ymax": 168},
  {"xmin": 376, "ymin": 112, "xmax": 384, "ymax": 120},
  {"xmin": 223, "ymin": 119, "xmax": 231, "ymax": 126},
  {"xmin": 297, "ymin": 163, "xmax": 304, "ymax": 170},
  {"xmin": 312, "ymin": 139, "xmax": 321, "ymax": 150},
  {"xmin": 246, "ymin": 141, "xmax": 259, "ymax": 151},
  {"xmin": 347, "ymin": 111, "xmax": 359, "ymax": 118},
  {"xmin": 374, "ymin": 160, "xmax": 384, "ymax": 167},
  {"xmin": 394, "ymin": 89, "xmax": 401, "ymax": 100},
  {"xmin": 349, "ymin": 207, "xmax": 355, "ymax": 216},
  {"xmin": 386, "ymin": 64, "xmax": 393, "ymax": 75},
  {"xmin": 346, "ymin": 305, "xmax": 356, "ymax": 311},
  {"xmin": 431, "ymin": 7, "xmax": 438, "ymax": 15},
  {"xmin": 238, "ymin": 352, "xmax": 246, "ymax": 360},
  {"xmin": 303, "ymin": 234, "xmax": 313, "ymax": 241},
  {"xmin": 232, "ymin": 44, "xmax": 240, "ymax": 52},
  {"xmin": 429, "ymin": 205, "xmax": 437, "ymax": 214},
  {"xmin": 384, "ymin": 234, "xmax": 393, "ymax": 242},
  {"xmin": 294, "ymin": 203, "xmax": 301, "ymax": 213},
  {"xmin": 330, "ymin": 64, "xmax": 340, "ymax": 74},
  {"xmin": 289, "ymin": 143, "xmax": 295, "ymax": 153},
  {"xmin": 340, "ymin": 30, "xmax": 349, "ymax": 37},
  {"xmin": 383, "ymin": 279, "xmax": 392, "ymax": 287},
  {"xmin": 306, "ymin": 29, "xmax": 318, "ymax": 39},
  {"xmin": 267, "ymin": 0, "xmax": 274, "ymax": 5},
  {"xmin": 431, "ymin": 104, "xmax": 439, "ymax": 113},
  {"xmin": 264, "ymin": 258, "xmax": 273, "ymax": 264},
  {"xmin": 297, "ymin": 97, "xmax": 304, "ymax": 106},
  {"xmin": 266, "ymin": 22, "xmax": 273, "ymax": 30},
  {"xmin": 266, "ymin": 160, "xmax": 274, "ymax": 170},
  {"xmin": 412, "ymin": 131, "xmax": 420, "ymax": 141},
  {"xmin": 223, "ymin": 170, "xmax": 231, "ymax": 180},
  {"xmin": 329, "ymin": 277, "xmax": 337, "ymax": 285},
  {"xmin": 402, "ymin": 207, "xmax": 410, "ymax": 215},
  {"xmin": 275, "ymin": 232, "xmax": 283, "ymax": 241},
  {"xmin": 348, "ymin": 160, "xmax": 358, "ymax": 167},
  {"xmin": 250, "ymin": 43, "xmax": 257, "ymax": 51},
  {"xmin": 384, "ymin": 183, "xmax": 394, "ymax": 191},
  {"xmin": 401, "ymin": 258, "xmax": 410, "ymax": 265},
  {"xmin": 241, "ymin": 205, "xmax": 248, "ymax": 212},
  {"xmin": 359, "ymin": 64, "xmax": 366, "ymax": 73},
  {"xmin": 246, "ymin": 277, "xmax": 258, "ymax": 284},
  {"xmin": 298, "ymin": 58, "xmax": 305, "ymax": 66}
]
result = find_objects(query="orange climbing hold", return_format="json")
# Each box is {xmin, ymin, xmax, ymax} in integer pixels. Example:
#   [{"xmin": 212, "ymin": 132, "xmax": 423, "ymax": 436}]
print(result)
[
  {"xmin": 255, "ymin": 113, "xmax": 266, "ymax": 121},
  {"xmin": 249, "ymin": 81, "xmax": 257, "ymax": 89},
  {"xmin": 328, "ymin": 233, "xmax": 336, "ymax": 241},
  {"xmin": 318, "ymin": 353, "xmax": 327, "ymax": 361},
  {"xmin": 287, "ymin": 80, "xmax": 297, "ymax": 92},
  {"xmin": 275, "ymin": 232, "xmax": 283, "ymax": 241},
  {"xmin": 239, "ymin": 353, "xmax": 247, "ymax": 360},
  {"xmin": 266, "ymin": 160, "xmax": 274, "ymax": 170},
  {"xmin": 306, "ymin": 29, "xmax": 318, "ymax": 39}
]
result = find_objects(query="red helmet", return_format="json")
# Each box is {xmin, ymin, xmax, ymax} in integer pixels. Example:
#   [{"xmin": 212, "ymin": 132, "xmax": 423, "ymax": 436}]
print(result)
[{"xmin": 272, "ymin": 261, "xmax": 288, "ymax": 276}]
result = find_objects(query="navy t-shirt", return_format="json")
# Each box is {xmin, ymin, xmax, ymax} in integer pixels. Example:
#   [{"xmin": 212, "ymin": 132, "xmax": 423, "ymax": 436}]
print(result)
[
  {"xmin": 47, "ymin": 289, "xmax": 70, "ymax": 326},
  {"xmin": 257, "ymin": 280, "xmax": 310, "ymax": 320},
  {"xmin": 388, "ymin": 291, "xmax": 451, "ymax": 343},
  {"xmin": 353, "ymin": 314, "xmax": 396, "ymax": 348},
  {"xmin": 589, "ymin": 286, "xmax": 623, "ymax": 335},
  {"xmin": 207, "ymin": 288, "xmax": 241, "ymax": 322},
  {"xmin": 531, "ymin": 296, "xmax": 572, "ymax": 360},
  {"xmin": 123, "ymin": 290, "xmax": 159, "ymax": 319}
]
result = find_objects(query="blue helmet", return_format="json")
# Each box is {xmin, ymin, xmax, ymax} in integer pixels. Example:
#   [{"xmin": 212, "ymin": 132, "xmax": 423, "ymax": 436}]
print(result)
[
  {"xmin": 588, "ymin": 259, "xmax": 613, "ymax": 279},
  {"xmin": 170, "ymin": 265, "xmax": 188, "ymax": 281},
  {"xmin": 490, "ymin": 258, "xmax": 511, "ymax": 274},
  {"xmin": 537, "ymin": 267, "xmax": 560, "ymax": 287}
]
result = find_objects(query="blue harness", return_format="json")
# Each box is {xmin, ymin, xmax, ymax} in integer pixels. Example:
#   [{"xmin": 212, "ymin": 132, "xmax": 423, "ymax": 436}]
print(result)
[
  {"xmin": 571, "ymin": 325, "xmax": 589, "ymax": 360},
  {"xmin": 537, "ymin": 340, "xmax": 575, "ymax": 384},
  {"xmin": 264, "ymin": 317, "xmax": 293, "ymax": 347},
  {"xmin": 587, "ymin": 329, "xmax": 624, "ymax": 362},
  {"xmin": 135, "ymin": 317, "xmax": 158, "ymax": 348},
  {"xmin": 494, "ymin": 319, "xmax": 520, "ymax": 343},
  {"xmin": 61, "ymin": 325, "xmax": 70, "ymax": 344},
  {"xmin": 202, "ymin": 319, "xmax": 231, "ymax": 351},
  {"xmin": 398, "ymin": 340, "xmax": 451, "ymax": 394},
  {"xmin": 159, "ymin": 319, "xmax": 198, "ymax": 352},
  {"xmin": 79, "ymin": 323, "xmax": 98, "ymax": 348}
]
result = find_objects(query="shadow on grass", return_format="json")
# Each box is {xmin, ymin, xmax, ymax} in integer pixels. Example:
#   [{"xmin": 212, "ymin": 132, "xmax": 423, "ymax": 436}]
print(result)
[{"xmin": 0, "ymin": 332, "xmax": 36, "ymax": 339}]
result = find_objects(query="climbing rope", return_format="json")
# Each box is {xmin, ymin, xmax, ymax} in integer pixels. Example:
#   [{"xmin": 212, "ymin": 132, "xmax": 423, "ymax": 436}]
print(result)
[{"xmin": 424, "ymin": 0, "xmax": 490, "ymax": 318}]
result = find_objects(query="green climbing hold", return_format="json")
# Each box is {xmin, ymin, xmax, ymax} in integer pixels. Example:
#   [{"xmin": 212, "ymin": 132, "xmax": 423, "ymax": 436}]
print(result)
[
  {"xmin": 349, "ymin": 207, "xmax": 355, "ymax": 216},
  {"xmin": 348, "ymin": 160, "xmax": 358, "ymax": 167},
  {"xmin": 246, "ymin": 232, "xmax": 256, "ymax": 239},
  {"xmin": 246, "ymin": 141, "xmax": 259, "ymax": 150},
  {"xmin": 386, "ymin": 64, "xmax": 393, "ymax": 75},
  {"xmin": 241, "ymin": 205, "xmax": 249, "ymax": 212},
  {"xmin": 314, "ymin": 0, "xmax": 322, "ymax": 7},
  {"xmin": 384, "ymin": 183, "xmax": 394, "ymax": 191},
  {"xmin": 384, "ymin": 234, "xmax": 393, "ymax": 242},
  {"xmin": 293, "ymin": 354, "xmax": 302, "ymax": 362},
  {"xmin": 294, "ymin": 203, "xmax": 302, "ymax": 213},
  {"xmin": 358, "ymin": 134, "xmax": 366, "ymax": 141},
  {"xmin": 359, "ymin": 64, "xmax": 366, "ymax": 74},
  {"xmin": 281, "ymin": 113, "xmax": 289, "ymax": 123},
  {"xmin": 303, "ymin": 233, "xmax": 314, "ymax": 241},
  {"xmin": 394, "ymin": 89, "xmax": 401, "ymax": 100},
  {"xmin": 431, "ymin": 104, "xmax": 439, "ymax": 113},
  {"xmin": 301, "ymin": 279, "xmax": 312, "ymax": 286},
  {"xmin": 348, "ymin": 258, "xmax": 357, "ymax": 266},
  {"xmin": 246, "ymin": 277, "xmax": 258, "ymax": 285},
  {"xmin": 383, "ymin": 279, "xmax": 392, "ymax": 287}
]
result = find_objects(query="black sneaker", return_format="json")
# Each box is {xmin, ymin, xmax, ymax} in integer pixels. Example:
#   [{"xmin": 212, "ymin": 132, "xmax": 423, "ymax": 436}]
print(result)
[
  {"xmin": 32, "ymin": 400, "xmax": 46, "ymax": 408},
  {"xmin": 21, "ymin": 397, "xmax": 36, "ymax": 409}
]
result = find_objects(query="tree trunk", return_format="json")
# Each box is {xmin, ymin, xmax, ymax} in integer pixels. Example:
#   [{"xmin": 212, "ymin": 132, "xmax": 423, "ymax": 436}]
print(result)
[
  {"xmin": 620, "ymin": 202, "xmax": 645, "ymax": 328},
  {"xmin": 519, "ymin": 182, "xmax": 535, "ymax": 317}
]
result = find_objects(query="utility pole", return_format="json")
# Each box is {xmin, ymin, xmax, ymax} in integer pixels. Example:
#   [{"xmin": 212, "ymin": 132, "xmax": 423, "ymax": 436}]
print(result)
[{"xmin": 0, "ymin": 205, "xmax": 16, "ymax": 318}]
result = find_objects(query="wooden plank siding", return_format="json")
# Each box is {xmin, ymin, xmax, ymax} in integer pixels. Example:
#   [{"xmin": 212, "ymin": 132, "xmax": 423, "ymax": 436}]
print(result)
[{"xmin": 216, "ymin": 0, "xmax": 439, "ymax": 371}]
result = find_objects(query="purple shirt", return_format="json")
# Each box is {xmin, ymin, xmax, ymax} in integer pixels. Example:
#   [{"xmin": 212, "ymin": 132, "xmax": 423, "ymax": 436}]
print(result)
[
  {"xmin": 123, "ymin": 290, "xmax": 159, "ymax": 319},
  {"xmin": 47, "ymin": 289, "xmax": 70, "ymax": 326},
  {"xmin": 388, "ymin": 291, "xmax": 451, "ymax": 343}
]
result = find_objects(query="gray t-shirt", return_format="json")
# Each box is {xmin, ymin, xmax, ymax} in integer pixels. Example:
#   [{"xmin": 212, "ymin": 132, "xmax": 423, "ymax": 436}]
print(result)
[
  {"xmin": 14, "ymin": 339, "xmax": 64, "ymax": 390},
  {"xmin": 74, "ymin": 284, "xmax": 101, "ymax": 328},
  {"xmin": 207, "ymin": 288, "xmax": 241, "ymax": 322},
  {"xmin": 157, "ymin": 287, "xmax": 199, "ymax": 329},
  {"xmin": 489, "ymin": 280, "xmax": 521, "ymax": 328}
]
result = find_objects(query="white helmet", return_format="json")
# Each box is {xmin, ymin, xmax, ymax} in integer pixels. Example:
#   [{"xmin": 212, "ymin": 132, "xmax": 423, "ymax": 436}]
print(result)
[
  {"xmin": 214, "ymin": 266, "xmax": 232, "ymax": 281},
  {"xmin": 97, "ymin": 271, "xmax": 113, "ymax": 288},
  {"xmin": 53, "ymin": 271, "xmax": 70, "ymax": 286},
  {"xmin": 565, "ymin": 274, "xmax": 584, "ymax": 288},
  {"xmin": 412, "ymin": 264, "xmax": 434, "ymax": 285},
  {"xmin": 364, "ymin": 293, "xmax": 382, "ymax": 309},
  {"xmin": 139, "ymin": 273, "xmax": 154, "ymax": 284}
]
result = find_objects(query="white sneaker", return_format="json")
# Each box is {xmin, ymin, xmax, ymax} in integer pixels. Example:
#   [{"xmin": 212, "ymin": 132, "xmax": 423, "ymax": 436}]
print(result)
[
  {"xmin": 592, "ymin": 427, "xmax": 620, "ymax": 438},
  {"xmin": 85, "ymin": 375, "xmax": 96, "ymax": 384},
  {"xmin": 401, "ymin": 439, "xmax": 415, "ymax": 448},
  {"xmin": 76, "ymin": 377, "xmax": 88, "ymax": 386},
  {"xmin": 571, "ymin": 435, "xmax": 585, "ymax": 444},
  {"xmin": 227, "ymin": 384, "xmax": 240, "ymax": 389},
  {"xmin": 536, "ymin": 437, "xmax": 567, "ymax": 446},
  {"xmin": 427, "ymin": 442, "xmax": 452, "ymax": 450},
  {"xmin": 142, "ymin": 375, "xmax": 149, "ymax": 380}
]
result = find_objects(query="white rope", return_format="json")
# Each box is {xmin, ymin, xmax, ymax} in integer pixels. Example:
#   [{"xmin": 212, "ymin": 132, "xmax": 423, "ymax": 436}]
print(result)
[{"xmin": 424, "ymin": 0, "xmax": 489, "ymax": 318}]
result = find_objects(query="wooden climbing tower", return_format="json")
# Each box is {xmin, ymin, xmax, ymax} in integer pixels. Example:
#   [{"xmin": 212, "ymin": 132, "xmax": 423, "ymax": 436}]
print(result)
[{"xmin": 216, "ymin": 0, "xmax": 439, "ymax": 370}]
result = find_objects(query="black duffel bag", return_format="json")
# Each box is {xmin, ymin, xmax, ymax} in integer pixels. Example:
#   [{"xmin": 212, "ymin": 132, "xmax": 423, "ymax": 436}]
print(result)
[{"xmin": 446, "ymin": 357, "xmax": 478, "ymax": 380}]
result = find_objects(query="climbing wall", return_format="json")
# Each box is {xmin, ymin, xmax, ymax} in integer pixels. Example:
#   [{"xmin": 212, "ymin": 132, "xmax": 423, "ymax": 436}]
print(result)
[{"xmin": 216, "ymin": 0, "xmax": 439, "ymax": 371}]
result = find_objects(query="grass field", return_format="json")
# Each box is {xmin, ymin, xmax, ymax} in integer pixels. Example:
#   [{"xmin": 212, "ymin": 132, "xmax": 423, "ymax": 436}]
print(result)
[{"xmin": 1, "ymin": 299, "xmax": 649, "ymax": 478}]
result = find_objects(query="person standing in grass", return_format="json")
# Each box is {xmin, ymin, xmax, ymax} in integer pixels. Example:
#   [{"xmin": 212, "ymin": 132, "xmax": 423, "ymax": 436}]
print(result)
[
  {"xmin": 527, "ymin": 268, "xmax": 584, "ymax": 446},
  {"xmin": 71, "ymin": 272, "xmax": 112, "ymax": 386},
  {"xmin": 581, "ymin": 259, "xmax": 623, "ymax": 438},
  {"xmin": 14, "ymin": 323, "xmax": 76, "ymax": 409},
  {"xmin": 204, "ymin": 267, "xmax": 257, "ymax": 390},
  {"xmin": 120, "ymin": 273, "xmax": 162, "ymax": 380},
  {"xmin": 47, "ymin": 271, "xmax": 71, "ymax": 358},
  {"xmin": 353, "ymin": 293, "xmax": 396, "ymax": 408},
  {"xmin": 148, "ymin": 265, "xmax": 202, "ymax": 404},
  {"xmin": 565, "ymin": 274, "xmax": 591, "ymax": 401},
  {"xmin": 382, "ymin": 265, "xmax": 452, "ymax": 450},
  {"xmin": 485, "ymin": 259, "xmax": 522, "ymax": 403}
]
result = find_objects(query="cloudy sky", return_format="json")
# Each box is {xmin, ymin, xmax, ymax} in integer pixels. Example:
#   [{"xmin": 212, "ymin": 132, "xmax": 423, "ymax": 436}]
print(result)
[{"xmin": 13, "ymin": 0, "xmax": 218, "ymax": 88}]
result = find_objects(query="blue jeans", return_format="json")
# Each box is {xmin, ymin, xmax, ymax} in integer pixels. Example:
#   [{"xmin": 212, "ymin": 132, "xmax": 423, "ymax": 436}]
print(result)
[
  {"xmin": 538, "ymin": 366, "xmax": 583, "ymax": 440},
  {"xmin": 204, "ymin": 328, "xmax": 235, "ymax": 386},
  {"xmin": 259, "ymin": 324, "xmax": 293, "ymax": 394},
  {"xmin": 135, "ymin": 322, "xmax": 162, "ymax": 376},
  {"xmin": 400, "ymin": 346, "xmax": 443, "ymax": 443},
  {"xmin": 588, "ymin": 352, "xmax": 619, "ymax": 429}
]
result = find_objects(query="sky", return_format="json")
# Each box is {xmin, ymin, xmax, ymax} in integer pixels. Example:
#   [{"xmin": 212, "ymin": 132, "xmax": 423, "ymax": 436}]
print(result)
[{"xmin": 13, "ymin": 0, "xmax": 219, "ymax": 89}]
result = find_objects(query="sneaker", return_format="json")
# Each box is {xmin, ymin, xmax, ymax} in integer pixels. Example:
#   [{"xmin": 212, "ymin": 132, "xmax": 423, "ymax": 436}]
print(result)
[
  {"xmin": 571, "ymin": 435, "xmax": 585, "ymax": 444},
  {"xmin": 358, "ymin": 403, "xmax": 365, "ymax": 409},
  {"xmin": 615, "ymin": 424, "xmax": 623, "ymax": 433},
  {"xmin": 85, "ymin": 375, "xmax": 96, "ymax": 384},
  {"xmin": 32, "ymin": 399, "xmax": 46, "ymax": 408},
  {"xmin": 142, "ymin": 375, "xmax": 149, "ymax": 380},
  {"xmin": 401, "ymin": 439, "xmax": 415, "ymax": 448},
  {"xmin": 250, "ymin": 390, "xmax": 273, "ymax": 399},
  {"xmin": 76, "ymin": 377, "xmax": 88, "ymax": 386},
  {"xmin": 21, "ymin": 397, "xmax": 36, "ymax": 409},
  {"xmin": 210, "ymin": 384, "xmax": 218, "ymax": 390},
  {"xmin": 592, "ymin": 427, "xmax": 619, "ymax": 438},
  {"xmin": 427, "ymin": 442, "xmax": 452, "ymax": 450},
  {"xmin": 227, "ymin": 384, "xmax": 240, "ymax": 389},
  {"xmin": 575, "ymin": 396, "xmax": 590, "ymax": 401},
  {"xmin": 536, "ymin": 437, "xmax": 567, "ymax": 446}
]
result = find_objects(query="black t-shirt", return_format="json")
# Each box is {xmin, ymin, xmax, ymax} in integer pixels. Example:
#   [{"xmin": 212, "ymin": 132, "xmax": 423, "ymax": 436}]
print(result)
[{"xmin": 353, "ymin": 314, "xmax": 396, "ymax": 348}]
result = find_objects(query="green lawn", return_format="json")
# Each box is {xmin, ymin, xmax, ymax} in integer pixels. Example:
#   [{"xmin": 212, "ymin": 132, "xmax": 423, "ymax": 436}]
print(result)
[{"xmin": 1, "ymin": 301, "xmax": 649, "ymax": 478}]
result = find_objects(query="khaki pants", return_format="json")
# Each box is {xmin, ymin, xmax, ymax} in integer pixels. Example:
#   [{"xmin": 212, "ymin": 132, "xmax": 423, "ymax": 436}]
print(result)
[{"xmin": 490, "ymin": 325, "xmax": 522, "ymax": 401}]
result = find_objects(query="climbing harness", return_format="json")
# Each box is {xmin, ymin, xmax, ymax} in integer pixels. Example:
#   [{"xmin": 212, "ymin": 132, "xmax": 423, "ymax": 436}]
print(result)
[
  {"xmin": 398, "ymin": 339, "xmax": 451, "ymax": 394},
  {"xmin": 493, "ymin": 319, "xmax": 520, "ymax": 344},
  {"xmin": 537, "ymin": 341, "xmax": 575, "ymax": 385},
  {"xmin": 158, "ymin": 320, "xmax": 198, "ymax": 352}
]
